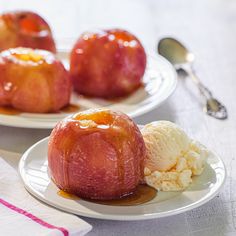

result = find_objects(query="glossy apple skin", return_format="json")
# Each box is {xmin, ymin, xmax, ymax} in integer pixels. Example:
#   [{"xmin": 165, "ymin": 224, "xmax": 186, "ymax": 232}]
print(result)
[
  {"xmin": 48, "ymin": 109, "xmax": 146, "ymax": 200},
  {"xmin": 0, "ymin": 11, "xmax": 56, "ymax": 53},
  {"xmin": 70, "ymin": 29, "xmax": 147, "ymax": 98},
  {"xmin": 0, "ymin": 47, "xmax": 71, "ymax": 113}
]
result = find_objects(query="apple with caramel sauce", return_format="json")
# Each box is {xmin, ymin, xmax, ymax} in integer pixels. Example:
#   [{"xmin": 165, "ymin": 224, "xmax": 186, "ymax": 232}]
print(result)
[
  {"xmin": 70, "ymin": 29, "xmax": 147, "ymax": 98},
  {"xmin": 0, "ymin": 47, "xmax": 71, "ymax": 113},
  {"xmin": 0, "ymin": 11, "xmax": 56, "ymax": 52},
  {"xmin": 48, "ymin": 108, "xmax": 146, "ymax": 200}
]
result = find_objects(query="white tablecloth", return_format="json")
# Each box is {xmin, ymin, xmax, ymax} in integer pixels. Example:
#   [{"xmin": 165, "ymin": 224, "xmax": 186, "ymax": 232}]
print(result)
[{"xmin": 0, "ymin": 0, "xmax": 236, "ymax": 235}]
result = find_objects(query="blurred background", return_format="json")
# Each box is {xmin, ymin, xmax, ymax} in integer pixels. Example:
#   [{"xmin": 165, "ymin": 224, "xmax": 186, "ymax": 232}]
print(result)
[
  {"xmin": 0, "ymin": 0, "xmax": 235, "ymax": 147},
  {"xmin": 1, "ymin": 0, "xmax": 235, "ymax": 53}
]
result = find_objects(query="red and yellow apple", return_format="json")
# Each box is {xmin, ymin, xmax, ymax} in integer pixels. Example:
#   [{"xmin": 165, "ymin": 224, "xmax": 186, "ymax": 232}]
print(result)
[
  {"xmin": 0, "ymin": 47, "xmax": 71, "ymax": 113},
  {"xmin": 48, "ymin": 108, "xmax": 146, "ymax": 200},
  {"xmin": 70, "ymin": 29, "xmax": 147, "ymax": 98},
  {"xmin": 0, "ymin": 11, "xmax": 56, "ymax": 52}
]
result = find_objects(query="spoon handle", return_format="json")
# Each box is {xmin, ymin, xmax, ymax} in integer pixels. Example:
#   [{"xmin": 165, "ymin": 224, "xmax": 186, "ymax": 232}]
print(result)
[
  {"xmin": 187, "ymin": 69, "xmax": 212, "ymax": 98},
  {"xmin": 185, "ymin": 68, "xmax": 228, "ymax": 120}
]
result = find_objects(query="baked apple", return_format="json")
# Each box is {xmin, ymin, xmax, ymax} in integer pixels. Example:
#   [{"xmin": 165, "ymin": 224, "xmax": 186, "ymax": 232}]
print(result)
[
  {"xmin": 0, "ymin": 47, "xmax": 71, "ymax": 113},
  {"xmin": 48, "ymin": 108, "xmax": 146, "ymax": 200},
  {"xmin": 0, "ymin": 11, "xmax": 56, "ymax": 52},
  {"xmin": 70, "ymin": 29, "xmax": 147, "ymax": 98}
]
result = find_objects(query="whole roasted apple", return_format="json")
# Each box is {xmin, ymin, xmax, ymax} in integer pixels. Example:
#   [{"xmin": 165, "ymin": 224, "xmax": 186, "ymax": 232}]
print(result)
[
  {"xmin": 0, "ymin": 47, "xmax": 71, "ymax": 113},
  {"xmin": 70, "ymin": 29, "xmax": 147, "ymax": 98},
  {"xmin": 0, "ymin": 11, "xmax": 56, "ymax": 52},
  {"xmin": 48, "ymin": 108, "xmax": 146, "ymax": 200}
]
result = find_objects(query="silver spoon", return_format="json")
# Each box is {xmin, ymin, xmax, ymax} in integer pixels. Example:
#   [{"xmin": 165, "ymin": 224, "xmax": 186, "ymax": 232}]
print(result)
[{"xmin": 158, "ymin": 37, "xmax": 228, "ymax": 120}]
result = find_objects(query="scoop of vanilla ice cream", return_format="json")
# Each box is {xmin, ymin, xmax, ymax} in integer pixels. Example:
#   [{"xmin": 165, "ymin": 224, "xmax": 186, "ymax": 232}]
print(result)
[
  {"xmin": 142, "ymin": 121, "xmax": 208, "ymax": 191},
  {"xmin": 144, "ymin": 167, "xmax": 192, "ymax": 191},
  {"xmin": 142, "ymin": 121, "xmax": 190, "ymax": 172}
]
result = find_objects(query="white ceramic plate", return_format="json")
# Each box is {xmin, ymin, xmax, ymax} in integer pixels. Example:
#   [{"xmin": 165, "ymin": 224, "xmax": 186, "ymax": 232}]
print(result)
[
  {"xmin": 19, "ymin": 136, "xmax": 226, "ymax": 221},
  {"xmin": 0, "ymin": 54, "xmax": 177, "ymax": 129}
]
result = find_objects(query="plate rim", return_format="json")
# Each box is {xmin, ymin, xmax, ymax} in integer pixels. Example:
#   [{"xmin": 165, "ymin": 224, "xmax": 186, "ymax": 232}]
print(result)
[
  {"xmin": 18, "ymin": 136, "xmax": 226, "ymax": 221},
  {"xmin": 0, "ymin": 54, "xmax": 177, "ymax": 129}
]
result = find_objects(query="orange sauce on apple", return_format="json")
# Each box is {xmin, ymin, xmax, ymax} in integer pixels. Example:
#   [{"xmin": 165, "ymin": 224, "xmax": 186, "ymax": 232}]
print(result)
[
  {"xmin": 59, "ymin": 109, "xmax": 146, "ymax": 205},
  {"xmin": 57, "ymin": 185, "xmax": 157, "ymax": 206},
  {"xmin": 0, "ymin": 106, "xmax": 21, "ymax": 115},
  {"xmin": 12, "ymin": 51, "xmax": 44, "ymax": 62}
]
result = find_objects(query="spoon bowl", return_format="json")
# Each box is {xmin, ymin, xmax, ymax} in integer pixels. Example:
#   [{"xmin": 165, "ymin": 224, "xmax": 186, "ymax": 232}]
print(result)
[{"xmin": 158, "ymin": 38, "xmax": 194, "ymax": 67}]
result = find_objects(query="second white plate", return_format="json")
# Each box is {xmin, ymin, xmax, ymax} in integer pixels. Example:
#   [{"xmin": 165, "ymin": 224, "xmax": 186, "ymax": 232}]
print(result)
[
  {"xmin": 0, "ymin": 54, "xmax": 177, "ymax": 129},
  {"xmin": 19, "ymin": 137, "xmax": 226, "ymax": 221}
]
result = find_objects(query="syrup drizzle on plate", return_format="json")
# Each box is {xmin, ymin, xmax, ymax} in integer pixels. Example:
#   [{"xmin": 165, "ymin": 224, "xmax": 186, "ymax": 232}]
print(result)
[{"xmin": 57, "ymin": 185, "xmax": 157, "ymax": 206}]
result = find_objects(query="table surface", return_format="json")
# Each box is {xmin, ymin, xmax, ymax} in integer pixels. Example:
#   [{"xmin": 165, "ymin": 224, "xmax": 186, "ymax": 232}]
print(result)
[{"xmin": 0, "ymin": 0, "xmax": 236, "ymax": 235}]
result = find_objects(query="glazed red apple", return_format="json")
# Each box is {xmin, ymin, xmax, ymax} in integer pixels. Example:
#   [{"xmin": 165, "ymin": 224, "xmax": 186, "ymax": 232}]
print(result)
[
  {"xmin": 70, "ymin": 29, "xmax": 147, "ymax": 98},
  {"xmin": 0, "ymin": 47, "xmax": 71, "ymax": 113},
  {"xmin": 0, "ymin": 11, "xmax": 56, "ymax": 52},
  {"xmin": 48, "ymin": 108, "xmax": 146, "ymax": 200}
]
